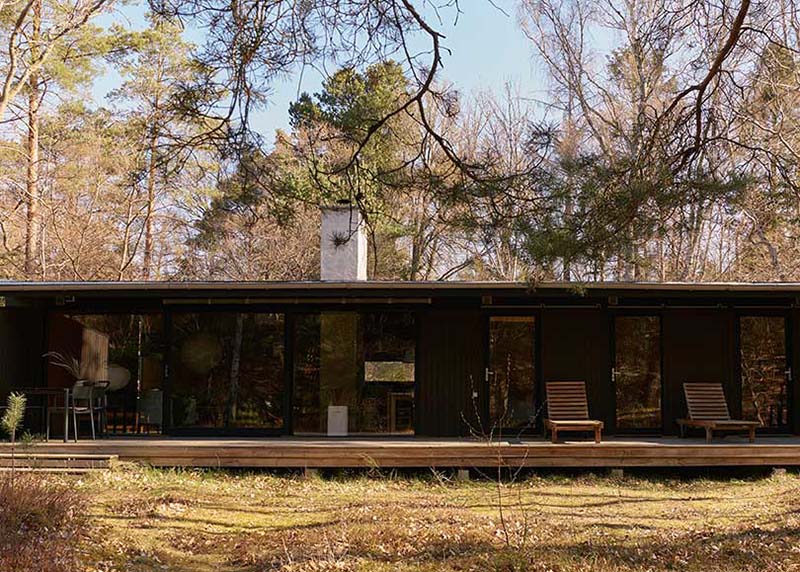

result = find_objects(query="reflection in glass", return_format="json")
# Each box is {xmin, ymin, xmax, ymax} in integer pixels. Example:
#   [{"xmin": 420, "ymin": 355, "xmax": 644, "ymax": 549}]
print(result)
[
  {"xmin": 740, "ymin": 316, "xmax": 787, "ymax": 428},
  {"xmin": 615, "ymin": 316, "xmax": 661, "ymax": 430},
  {"xmin": 362, "ymin": 312, "xmax": 415, "ymax": 433},
  {"xmin": 293, "ymin": 313, "xmax": 323, "ymax": 433},
  {"xmin": 170, "ymin": 312, "xmax": 284, "ymax": 430},
  {"xmin": 293, "ymin": 311, "xmax": 415, "ymax": 434},
  {"xmin": 47, "ymin": 313, "xmax": 164, "ymax": 434},
  {"xmin": 488, "ymin": 316, "xmax": 536, "ymax": 430}
]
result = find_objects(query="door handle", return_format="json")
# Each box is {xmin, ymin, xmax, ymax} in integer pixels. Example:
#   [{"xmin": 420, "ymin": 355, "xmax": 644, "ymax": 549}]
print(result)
[
  {"xmin": 611, "ymin": 368, "xmax": 618, "ymax": 384},
  {"xmin": 786, "ymin": 368, "xmax": 793, "ymax": 382}
]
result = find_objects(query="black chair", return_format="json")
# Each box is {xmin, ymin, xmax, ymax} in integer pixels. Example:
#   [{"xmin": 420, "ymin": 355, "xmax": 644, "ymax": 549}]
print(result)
[
  {"xmin": 47, "ymin": 380, "xmax": 109, "ymax": 441},
  {"xmin": 73, "ymin": 380, "xmax": 109, "ymax": 440}
]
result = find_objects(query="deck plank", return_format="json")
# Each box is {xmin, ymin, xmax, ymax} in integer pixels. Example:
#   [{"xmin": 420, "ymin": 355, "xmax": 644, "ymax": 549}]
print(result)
[{"xmin": 0, "ymin": 437, "xmax": 798, "ymax": 468}]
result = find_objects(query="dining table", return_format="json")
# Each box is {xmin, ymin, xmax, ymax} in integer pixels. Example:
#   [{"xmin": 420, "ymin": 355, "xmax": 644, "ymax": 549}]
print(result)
[{"xmin": 16, "ymin": 387, "xmax": 71, "ymax": 443}]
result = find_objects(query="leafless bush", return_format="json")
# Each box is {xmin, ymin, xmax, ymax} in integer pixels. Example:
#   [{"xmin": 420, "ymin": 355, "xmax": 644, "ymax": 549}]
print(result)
[
  {"xmin": 0, "ymin": 474, "xmax": 87, "ymax": 572},
  {"xmin": 461, "ymin": 375, "xmax": 541, "ymax": 551}
]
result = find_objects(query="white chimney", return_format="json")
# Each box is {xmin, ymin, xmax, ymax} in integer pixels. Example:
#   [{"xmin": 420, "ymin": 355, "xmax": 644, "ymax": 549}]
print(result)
[{"xmin": 320, "ymin": 203, "xmax": 367, "ymax": 281}]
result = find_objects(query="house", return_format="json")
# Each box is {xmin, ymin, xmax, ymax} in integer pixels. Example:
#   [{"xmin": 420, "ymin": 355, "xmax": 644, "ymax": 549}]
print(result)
[{"xmin": 0, "ymin": 204, "xmax": 798, "ymax": 468}]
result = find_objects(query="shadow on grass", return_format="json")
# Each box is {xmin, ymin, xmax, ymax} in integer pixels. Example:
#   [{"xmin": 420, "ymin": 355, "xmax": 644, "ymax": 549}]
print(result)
[
  {"xmin": 233, "ymin": 518, "xmax": 800, "ymax": 572},
  {"xmin": 526, "ymin": 522, "xmax": 800, "ymax": 572},
  {"xmin": 85, "ymin": 468, "xmax": 800, "ymax": 571}
]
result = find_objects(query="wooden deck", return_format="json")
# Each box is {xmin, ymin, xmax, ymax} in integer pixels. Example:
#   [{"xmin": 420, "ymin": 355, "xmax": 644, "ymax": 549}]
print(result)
[
  {"xmin": 2, "ymin": 436, "xmax": 800, "ymax": 468},
  {"xmin": 0, "ymin": 452, "xmax": 118, "ymax": 473}
]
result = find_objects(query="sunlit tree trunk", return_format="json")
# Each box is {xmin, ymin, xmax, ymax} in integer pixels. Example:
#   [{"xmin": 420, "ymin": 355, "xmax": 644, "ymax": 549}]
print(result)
[
  {"xmin": 24, "ymin": 0, "xmax": 42, "ymax": 278},
  {"xmin": 143, "ymin": 91, "xmax": 160, "ymax": 279}
]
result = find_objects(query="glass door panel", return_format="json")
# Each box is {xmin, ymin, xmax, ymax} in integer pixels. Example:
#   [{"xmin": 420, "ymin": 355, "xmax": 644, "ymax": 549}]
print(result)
[
  {"xmin": 614, "ymin": 316, "xmax": 661, "ymax": 430},
  {"xmin": 488, "ymin": 316, "xmax": 536, "ymax": 430},
  {"xmin": 740, "ymin": 316, "xmax": 788, "ymax": 428}
]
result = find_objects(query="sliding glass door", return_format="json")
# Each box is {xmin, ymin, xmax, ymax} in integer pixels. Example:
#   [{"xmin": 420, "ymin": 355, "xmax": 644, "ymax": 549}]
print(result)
[
  {"xmin": 739, "ymin": 315, "xmax": 790, "ymax": 429},
  {"xmin": 165, "ymin": 308, "xmax": 417, "ymax": 435},
  {"xmin": 614, "ymin": 315, "xmax": 661, "ymax": 431},
  {"xmin": 292, "ymin": 311, "xmax": 416, "ymax": 435},
  {"xmin": 169, "ymin": 312, "xmax": 285, "ymax": 432}
]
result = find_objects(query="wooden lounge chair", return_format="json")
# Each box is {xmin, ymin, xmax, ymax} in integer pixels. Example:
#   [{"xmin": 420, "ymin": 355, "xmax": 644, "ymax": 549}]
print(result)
[
  {"xmin": 544, "ymin": 381, "xmax": 603, "ymax": 444},
  {"xmin": 677, "ymin": 383, "xmax": 758, "ymax": 443}
]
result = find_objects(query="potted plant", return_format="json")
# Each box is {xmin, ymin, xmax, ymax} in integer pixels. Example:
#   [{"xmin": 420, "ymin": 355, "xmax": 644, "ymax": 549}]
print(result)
[{"xmin": 44, "ymin": 351, "xmax": 83, "ymax": 381}]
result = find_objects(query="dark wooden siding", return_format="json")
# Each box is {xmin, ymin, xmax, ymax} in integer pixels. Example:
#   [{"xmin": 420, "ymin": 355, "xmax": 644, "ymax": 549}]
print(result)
[
  {"xmin": 792, "ymin": 309, "xmax": 800, "ymax": 434},
  {"xmin": 0, "ymin": 308, "xmax": 45, "ymax": 396},
  {"xmin": 540, "ymin": 308, "xmax": 612, "ymax": 427},
  {"xmin": 662, "ymin": 308, "xmax": 734, "ymax": 434},
  {"xmin": 46, "ymin": 313, "xmax": 84, "ymax": 389},
  {"xmin": 416, "ymin": 310, "xmax": 484, "ymax": 437}
]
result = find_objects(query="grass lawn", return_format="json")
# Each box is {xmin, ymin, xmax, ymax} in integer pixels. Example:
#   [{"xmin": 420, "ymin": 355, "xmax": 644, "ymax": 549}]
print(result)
[{"xmin": 72, "ymin": 466, "xmax": 800, "ymax": 572}]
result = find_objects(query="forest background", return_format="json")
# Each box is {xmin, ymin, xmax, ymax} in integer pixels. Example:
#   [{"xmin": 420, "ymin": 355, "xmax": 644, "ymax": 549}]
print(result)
[{"xmin": 0, "ymin": 0, "xmax": 796, "ymax": 283}]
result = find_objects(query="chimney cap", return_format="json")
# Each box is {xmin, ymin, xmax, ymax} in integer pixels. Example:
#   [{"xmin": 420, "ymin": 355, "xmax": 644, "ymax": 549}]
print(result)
[{"xmin": 320, "ymin": 200, "xmax": 358, "ymax": 212}]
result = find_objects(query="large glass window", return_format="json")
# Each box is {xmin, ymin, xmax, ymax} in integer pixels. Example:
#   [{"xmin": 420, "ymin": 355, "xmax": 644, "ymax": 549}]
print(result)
[
  {"xmin": 169, "ymin": 312, "xmax": 285, "ymax": 431},
  {"xmin": 363, "ymin": 312, "xmax": 415, "ymax": 433},
  {"xmin": 740, "ymin": 316, "xmax": 788, "ymax": 428},
  {"xmin": 293, "ymin": 311, "xmax": 416, "ymax": 435},
  {"xmin": 47, "ymin": 313, "xmax": 164, "ymax": 434},
  {"xmin": 488, "ymin": 316, "xmax": 536, "ymax": 430}
]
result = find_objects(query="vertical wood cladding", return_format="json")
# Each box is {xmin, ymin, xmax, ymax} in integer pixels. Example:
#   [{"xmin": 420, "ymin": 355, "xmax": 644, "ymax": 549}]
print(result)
[
  {"xmin": 540, "ymin": 309, "xmax": 612, "ymax": 428},
  {"xmin": 0, "ymin": 308, "xmax": 45, "ymax": 396},
  {"xmin": 46, "ymin": 313, "xmax": 84, "ymax": 389},
  {"xmin": 791, "ymin": 308, "xmax": 800, "ymax": 434},
  {"xmin": 662, "ymin": 308, "xmax": 734, "ymax": 435},
  {"xmin": 416, "ymin": 310, "xmax": 484, "ymax": 436}
]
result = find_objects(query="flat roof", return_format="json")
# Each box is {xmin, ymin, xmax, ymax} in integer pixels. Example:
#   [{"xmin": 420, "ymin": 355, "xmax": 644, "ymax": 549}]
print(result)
[{"xmin": 0, "ymin": 280, "xmax": 799, "ymax": 294}]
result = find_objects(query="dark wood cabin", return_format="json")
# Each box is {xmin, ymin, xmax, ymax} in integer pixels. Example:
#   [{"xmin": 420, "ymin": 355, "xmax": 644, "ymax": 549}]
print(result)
[{"xmin": 0, "ymin": 280, "xmax": 798, "ymax": 440}]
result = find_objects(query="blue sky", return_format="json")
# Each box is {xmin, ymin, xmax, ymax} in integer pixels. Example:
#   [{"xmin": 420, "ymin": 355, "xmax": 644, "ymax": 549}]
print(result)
[
  {"xmin": 253, "ymin": 0, "xmax": 548, "ymax": 140},
  {"xmin": 94, "ymin": 1, "xmax": 548, "ymax": 142}
]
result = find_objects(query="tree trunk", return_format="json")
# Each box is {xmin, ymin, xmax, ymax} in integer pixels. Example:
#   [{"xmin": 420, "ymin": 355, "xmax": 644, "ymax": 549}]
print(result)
[
  {"xmin": 117, "ymin": 186, "xmax": 135, "ymax": 280},
  {"xmin": 143, "ymin": 114, "xmax": 159, "ymax": 279},
  {"xmin": 563, "ymin": 191, "xmax": 573, "ymax": 281},
  {"xmin": 24, "ymin": 0, "xmax": 42, "ymax": 278}
]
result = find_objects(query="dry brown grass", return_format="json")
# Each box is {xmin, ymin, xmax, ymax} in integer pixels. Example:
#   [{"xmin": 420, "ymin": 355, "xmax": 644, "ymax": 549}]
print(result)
[
  {"xmin": 74, "ymin": 466, "xmax": 800, "ymax": 572},
  {"xmin": 0, "ymin": 473, "xmax": 88, "ymax": 572}
]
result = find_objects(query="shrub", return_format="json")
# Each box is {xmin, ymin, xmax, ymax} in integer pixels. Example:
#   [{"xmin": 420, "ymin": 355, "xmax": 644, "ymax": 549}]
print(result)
[
  {"xmin": 1, "ymin": 392, "xmax": 26, "ymax": 440},
  {"xmin": 0, "ymin": 474, "xmax": 87, "ymax": 572},
  {"xmin": 2, "ymin": 392, "xmax": 27, "ymax": 481}
]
